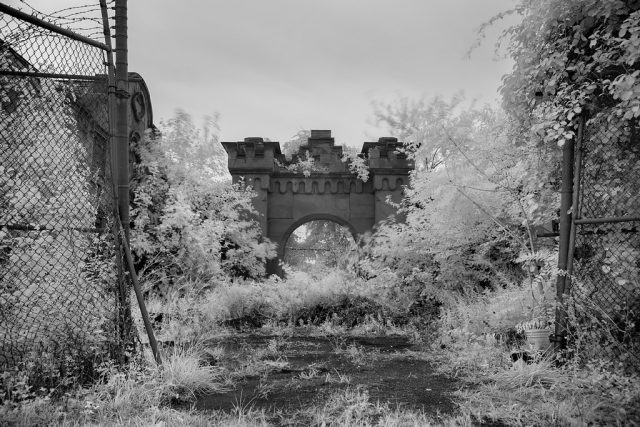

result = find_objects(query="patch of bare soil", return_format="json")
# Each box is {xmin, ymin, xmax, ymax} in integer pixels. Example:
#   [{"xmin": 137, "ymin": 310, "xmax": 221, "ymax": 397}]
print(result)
[{"xmin": 195, "ymin": 334, "xmax": 458, "ymax": 420}]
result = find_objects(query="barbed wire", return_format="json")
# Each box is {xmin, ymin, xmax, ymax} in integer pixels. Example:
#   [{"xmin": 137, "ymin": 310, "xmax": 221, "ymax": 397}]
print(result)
[{"xmin": 7, "ymin": 0, "xmax": 115, "ymax": 41}]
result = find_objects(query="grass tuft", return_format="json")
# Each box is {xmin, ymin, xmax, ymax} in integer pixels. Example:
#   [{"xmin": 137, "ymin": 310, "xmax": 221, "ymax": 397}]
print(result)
[
  {"xmin": 154, "ymin": 345, "xmax": 230, "ymax": 401},
  {"xmin": 492, "ymin": 358, "xmax": 558, "ymax": 389}
]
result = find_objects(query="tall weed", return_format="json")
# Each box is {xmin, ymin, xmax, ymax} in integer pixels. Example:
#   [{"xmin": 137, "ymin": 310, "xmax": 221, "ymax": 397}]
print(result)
[{"xmin": 439, "ymin": 283, "xmax": 533, "ymax": 344}]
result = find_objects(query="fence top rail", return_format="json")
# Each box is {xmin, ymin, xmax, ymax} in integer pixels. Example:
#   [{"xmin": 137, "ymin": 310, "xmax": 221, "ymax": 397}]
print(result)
[
  {"xmin": 0, "ymin": 70, "xmax": 107, "ymax": 80},
  {"xmin": 575, "ymin": 216, "xmax": 640, "ymax": 225},
  {"xmin": 0, "ymin": 3, "xmax": 109, "ymax": 52}
]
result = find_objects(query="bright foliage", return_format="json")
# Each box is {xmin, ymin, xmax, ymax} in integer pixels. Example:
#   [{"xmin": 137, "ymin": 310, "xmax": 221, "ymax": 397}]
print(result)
[
  {"xmin": 500, "ymin": 0, "xmax": 640, "ymax": 146},
  {"xmin": 130, "ymin": 111, "xmax": 276, "ymax": 292},
  {"xmin": 366, "ymin": 96, "xmax": 533, "ymax": 300}
]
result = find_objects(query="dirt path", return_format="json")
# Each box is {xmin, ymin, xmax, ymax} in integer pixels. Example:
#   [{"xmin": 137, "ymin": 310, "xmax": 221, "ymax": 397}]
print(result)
[{"xmin": 195, "ymin": 333, "xmax": 459, "ymax": 420}]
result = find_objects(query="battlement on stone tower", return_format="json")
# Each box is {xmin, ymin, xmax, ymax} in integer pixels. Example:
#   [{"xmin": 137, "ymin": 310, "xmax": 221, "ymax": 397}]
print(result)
[
  {"xmin": 222, "ymin": 131, "xmax": 413, "ymax": 175},
  {"xmin": 221, "ymin": 137, "xmax": 284, "ymax": 173},
  {"xmin": 361, "ymin": 137, "xmax": 414, "ymax": 170},
  {"xmin": 291, "ymin": 130, "xmax": 347, "ymax": 173}
]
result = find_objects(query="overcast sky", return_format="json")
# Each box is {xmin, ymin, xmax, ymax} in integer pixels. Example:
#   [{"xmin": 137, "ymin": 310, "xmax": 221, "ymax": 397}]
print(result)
[{"xmin": 6, "ymin": 0, "xmax": 519, "ymax": 148}]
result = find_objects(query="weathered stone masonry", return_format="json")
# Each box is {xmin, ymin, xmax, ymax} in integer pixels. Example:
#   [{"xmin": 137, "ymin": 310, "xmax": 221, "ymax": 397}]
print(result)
[{"xmin": 222, "ymin": 130, "xmax": 414, "ymax": 275}]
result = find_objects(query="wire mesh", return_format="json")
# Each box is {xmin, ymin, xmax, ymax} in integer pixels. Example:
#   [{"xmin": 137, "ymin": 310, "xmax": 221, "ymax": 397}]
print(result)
[
  {"xmin": 570, "ymin": 118, "xmax": 640, "ymax": 372},
  {"xmin": 0, "ymin": 2, "xmax": 107, "ymax": 77},
  {"xmin": 0, "ymin": 6, "xmax": 133, "ymax": 385}
]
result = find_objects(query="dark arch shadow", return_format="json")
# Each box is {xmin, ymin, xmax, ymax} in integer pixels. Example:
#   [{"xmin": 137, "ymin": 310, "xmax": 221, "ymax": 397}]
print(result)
[{"xmin": 279, "ymin": 213, "xmax": 358, "ymax": 260}]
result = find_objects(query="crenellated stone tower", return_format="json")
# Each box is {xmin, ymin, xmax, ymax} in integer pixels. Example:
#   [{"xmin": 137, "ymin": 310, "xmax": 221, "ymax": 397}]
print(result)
[{"xmin": 222, "ymin": 130, "xmax": 414, "ymax": 275}]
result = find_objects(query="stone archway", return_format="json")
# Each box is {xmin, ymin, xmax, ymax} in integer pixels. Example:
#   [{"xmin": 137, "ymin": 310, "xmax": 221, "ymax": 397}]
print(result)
[
  {"xmin": 279, "ymin": 213, "xmax": 358, "ymax": 262},
  {"xmin": 222, "ymin": 130, "xmax": 414, "ymax": 275}
]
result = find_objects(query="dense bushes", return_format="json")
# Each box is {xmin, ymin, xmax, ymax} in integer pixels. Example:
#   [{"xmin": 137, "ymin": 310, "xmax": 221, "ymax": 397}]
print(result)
[
  {"xmin": 130, "ymin": 111, "xmax": 276, "ymax": 295},
  {"xmin": 140, "ymin": 269, "xmax": 440, "ymax": 345}
]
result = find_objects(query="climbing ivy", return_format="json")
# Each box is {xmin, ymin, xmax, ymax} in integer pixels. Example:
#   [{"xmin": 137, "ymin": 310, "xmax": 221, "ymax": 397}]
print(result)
[{"xmin": 500, "ymin": 0, "xmax": 640, "ymax": 146}]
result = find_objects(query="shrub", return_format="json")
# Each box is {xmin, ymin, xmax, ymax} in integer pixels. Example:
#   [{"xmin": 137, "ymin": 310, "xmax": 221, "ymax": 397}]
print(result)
[{"xmin": 130, "ymin": 112, "xmax": 276, "ymax": 294}]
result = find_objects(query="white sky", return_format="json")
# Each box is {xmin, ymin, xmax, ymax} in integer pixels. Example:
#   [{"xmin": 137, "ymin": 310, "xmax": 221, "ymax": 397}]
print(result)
[{"xmin": 5, "ymin": 0, "xmax": 519, "ymax": 148}]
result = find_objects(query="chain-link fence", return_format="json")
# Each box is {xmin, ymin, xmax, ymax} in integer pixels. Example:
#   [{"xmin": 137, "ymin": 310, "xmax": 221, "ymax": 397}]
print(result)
[
  {"xmin": 0, "ymin": 4, "xmax": 134, "ymax": 385},
  {"xmin": 569, "ymin": 117, "xmax": 640, "ymax": 372}
]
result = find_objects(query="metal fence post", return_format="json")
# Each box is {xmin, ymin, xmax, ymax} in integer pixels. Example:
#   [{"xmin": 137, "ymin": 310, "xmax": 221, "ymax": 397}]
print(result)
[
  {"xmin": 115, "ymin": 0, "xmax": 130, "ymax": 241},
  {"xmin": 564, "ymin": 116, "xmax": 585, "ymax": 294},
  {"xmin": 553, "ymin": 135, "xmax": 575, "ymax": 351},
  {"xmin": 111, "ymin": 0, "xmax": 161, "ymax": 365}
]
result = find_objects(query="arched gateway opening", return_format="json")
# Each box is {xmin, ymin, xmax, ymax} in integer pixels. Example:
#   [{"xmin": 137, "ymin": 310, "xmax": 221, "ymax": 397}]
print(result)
[
  {"xmin": 282, "ymin": 216, "xmax": 356, "ymax": 274},
  {"xmin": 222, "ymin": 130, "xmax": 414, "ymax": 276}
]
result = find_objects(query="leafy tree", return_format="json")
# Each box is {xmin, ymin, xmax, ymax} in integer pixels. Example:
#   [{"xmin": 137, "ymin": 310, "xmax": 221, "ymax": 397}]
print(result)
[
  {"xmin": 496, "ymin": 0, "xmax": 640, "ymax": 227},
  {"xmin": 361, "ymin": 0, "xmax": 640, "ymax": 330},
  {"xmin": 370, "ymin": 96, "xmax": 536, "ymax": 292},
  {"xmin": 130, "ymin": 111, "xmax": 276, "ymax": 293},
  {"xmin": 499, "ymin": 0, "xmax": 640, "ymax": 146}
]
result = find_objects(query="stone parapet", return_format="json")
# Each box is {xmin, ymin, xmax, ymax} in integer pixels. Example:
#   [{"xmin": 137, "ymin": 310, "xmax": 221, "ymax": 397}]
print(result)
[
  {"xmin": 222, "ymin": 132, "xmax": 414, "ymax": 176},
  {"xmin": 269, "ymin": 175, "xmax": 371, "ymax": 194}
]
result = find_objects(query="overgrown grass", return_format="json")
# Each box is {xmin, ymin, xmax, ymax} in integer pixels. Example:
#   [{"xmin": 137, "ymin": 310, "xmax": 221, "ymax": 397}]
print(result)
[
  {"xmin": 453, "ymin": 357, "xmax": 640, "ymax": 425},
  {"xmin": 5, "ymin": 269, "xmax": 639, "ymax": 426},
  {"xmin": 139, "ymin": 270, "xmax": 422, "ymax": 347},
  {"xmin": 0, "ymin": 343, "xmax": 265, "ymax": 426},
  {"xmin": 0, "ymin": 267, "xmax": 441, "ymax": 426},
  {"xmin": 279, "ymin": 386, "xmax": 451, "ymax": 426},
  {"xmin": 0, "ymin": 355, "xmax": 451, "ymax": 426},
  {"xmin": 435, "ymin": 285, "xmax": 640, "ymax": 426}
]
